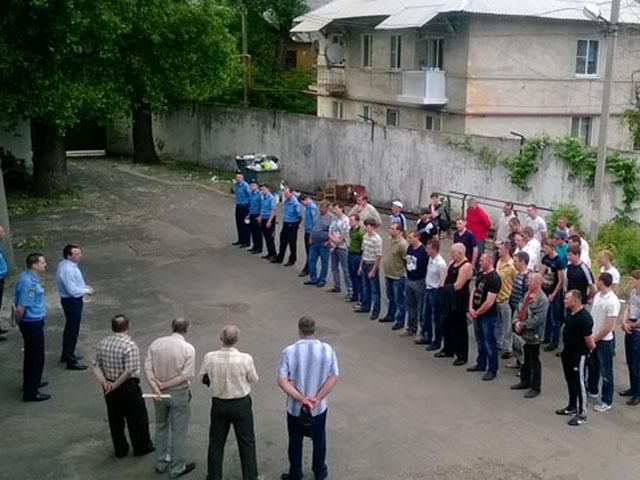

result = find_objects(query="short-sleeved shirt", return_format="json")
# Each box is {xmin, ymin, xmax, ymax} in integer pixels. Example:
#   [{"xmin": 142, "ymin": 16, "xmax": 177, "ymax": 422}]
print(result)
[
  {"xmin": 259, "ymin": 192, "xmax": 276, "ymax": 218},
  {"xmin": 199, "ymin": 347, "xmax": 259, "ymax": 399},
  {"xmin": 563, "ymin": 309, "xmax": 593, "ymax": 356},
  {"xmin": 522, "ymin": 239, "xmax": 541, "ymax": 272},
  {"xmin": 425, "ymin": 254, "xmax": 446, "ymax": 289},
  {"xmin": 93, "ymin": 333, "xmax": 141, "ymax": 380},
  {"xmin": 329, "ymin": 215, "xmax": 350, "ymax": 250},
  {"xmin": 416, "ymin": 220, "xmax": 436, "ymax": 245},
  {"xmin": 348, "ymin": 226, "xmax": 364, "ymax": 254},
  {"xmin": 629, "ymin": 289, "xmax": 640, "ymax": 321},
  {"xmin": 234, "ymin": 180, "xmax": 251, "ymax": 205},
  {"xmin": 555, "ymin": 243, "xmax": 568, "ymax": 266},
  {"xmin": 526, "ymin": 216, "xmax": 547, "ymax": 242},
  {"xmin": 590, "ymin": 291, "xmax": 620, "ymax": 341},
  {"xmin": 453, "ymin": 229, "xmax": 477, "ymax": 262},
  {"xmin": 14, "ymin": 270, "xmax": 46, "ymax": 321},
  {"xmin": 145, "ymin": 333, "xmax": 196, "ymax": 391},
  {"xmin": 496, "ymin": 257, "xmax": 517, "ymax": 302},
  {"xmin": 382, "ymin": 237, "xmax": 408, "ymax": 279},
  {"xmin": 389, "ymin": 213, "xmax": 407, "ymax": 231},
  {"xmin": 248, "ymin": 189, "xmax": 262, "ymax": 215},
  {"xmin": 311, "ymin": 213, "xmax": 333, "ymax": 244},
  {"xmin": 541, "ymin": 254, "xmax": 564, "ymax": 295},
  {"xmin": 283, "ymin": 196, "xmax": 303, "ymax": 223},
  {"xmin": 509, "ymin": 271, "xmax": 530, "ymax": 311},
  {"xmin": 362, "ymin": 233, "xmax": 383, "ymax": 262},
  {"xmin": 472, "ymin": 270, "xmax": 502, "ymax": 315},
  {"xmin": 0, "ymin": 245, "xmax": 8, "ymax": 279},
  {"xmin": 600, "ymin": 266, "xmax": 620, "ymax": 285},
  {"xmin": 566, "ymin": 262, "xmax": 595, "ymax": 304},
  {"xmin": 304, "ymin": 201, "xmax": 319, "ymax": 233},
  {"xmin": 278, "ymin": 339, "xmax": 339, "ymax": 416},
  {"xmin": 406, "ymin": 244, "xmax": 428, "ymax": 281}
]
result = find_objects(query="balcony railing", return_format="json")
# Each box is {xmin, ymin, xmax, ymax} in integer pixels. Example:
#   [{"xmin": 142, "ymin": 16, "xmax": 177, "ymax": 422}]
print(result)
[
  {"xmin": 309, "ymin": 67, "xmax": 346, "ymax": 96},
  {"xmin": 397, "ymin": 69, "xmax": 447, "ymax": 105}
]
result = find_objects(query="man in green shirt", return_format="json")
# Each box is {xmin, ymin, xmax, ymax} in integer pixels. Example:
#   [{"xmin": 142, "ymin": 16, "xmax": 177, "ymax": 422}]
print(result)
[
  {"xmin": 347, "ymin": 213, "xmax": 364, "ymax": 304},
  {"xmin": 381, "ymin": 223, "xmax": 408, "ymax": 329}
]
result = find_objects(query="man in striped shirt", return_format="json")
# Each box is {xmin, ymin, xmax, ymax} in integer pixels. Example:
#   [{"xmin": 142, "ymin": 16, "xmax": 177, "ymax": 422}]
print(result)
[
  {"xmin": 278, "ymin": 317, "xmax": 339, "ymax": 480},
  {"xmin": 355, "ymin": 218, "xmax": 383, "ymax": 319}
]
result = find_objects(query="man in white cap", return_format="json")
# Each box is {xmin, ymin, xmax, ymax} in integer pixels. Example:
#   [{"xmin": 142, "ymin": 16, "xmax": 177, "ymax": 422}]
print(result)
[{"xmin": 389, "ymin": 201, "xmax": 406, "ymax": 231}]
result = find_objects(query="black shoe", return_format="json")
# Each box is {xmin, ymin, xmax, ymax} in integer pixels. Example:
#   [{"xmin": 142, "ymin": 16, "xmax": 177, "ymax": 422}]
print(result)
[
  {"xmin": 414, "ymin": 338, "xmax": 430, "ymax": 345},
  {"xmin": 231, "ymin": 241, "xmax": 242, "ymax": 245},
  {"xmin": 0, "ymin": 335, "xmax": 6, "ymax": 341},
  {"xmin": 169, "ymin": 462, "xmax": 195, "ymax": 478},
  {"xmin": 567, "ymin": 414, "xmax": 587, "ymax": 426},
  {"xmin": 303, "ymin": 281, "xmax": 318, "ymax": 286},
  {"xmin": 327, "ymin": 287, "xmax": 340, "ymax": 293},
  {"xmin": 425, "ymin": 344, "xmax": 440, "ymax": 351},
  {"xmin": 391, "ymin": 324, "xmax": 403, "ymax": 330},
  {"xmin": 0, "ymin": 327, "xmax": 8, "ymax": 334},
  {"xmin": 466, "ymin": 365, "xmax": 484, "ymax": 372},
  {"xmin": 298, "ymin": 271, "xmax": 308, "ymax": 277},
  {"xmin": 524, "ymin": 389, "xmax": 540, "ymax": 398},
  {"xmin": 133, "ymin": 446, "xmax": 155, "ymax": 457},
  {"xmin": 482, "ymin": 372, "xmax": 496, "ymax": 381},
  {"xmin": 251, "ymin": 250, "xmax": 263, "ymax": 255},
  {"xmin": 555, "ymin": 406, "xmax": 577, "ymax": 416},
  {"xmin": 619, "ymin": 389, "xmax": 634, "ymax": 397},
  {"xmin": 434, "ymin": 351, "xmax": 453, "ymax": 358},
  {"xmin": 452, "ymin": 359, "xmax": 467, "ymax": 366},
  {"xmin": 378, "ymin": 317, "xmax": 394, "ymax": 323},
  {"xmin": 544, "ymin": 344, "xmax": 557, "ymax": 352},
  {"xmin": 510, "ymin": 383, "xmax": 529, "ymax": 390},
  {"xmin": 262, "ymin": 255, "xmax": 273, "ymax": 260},
  {"xmin": 270, "ymin": 258, "xmax": 283, "ymax": 264},
  {"xmin": 39, "ymin": 381, "xmax": 49, "ymax": 388},
  {"xmin": 61, "ymin": 354, "xmax": 84, "ymax": 363},
  {"xmin": 370, "ymin": 314, "xmax": 379, "ymax": 321},
  {"xmin": 354, "ymin": 308, "xmax": 370, "ymax": 314},
  {"xmin": 627, "ymin": 396, "xmax": 640, "ymax": 406},
  {"xmin": 284, "ymin": 261, "xmax": 296, "ymax": 267},
  {"xmin": 115, "ymin": 449, "xmax": 129, "ymax": 458},
  {"xmin": 238, "ymin": 243, "xmax": 250, "ymax": 248},
  {"xmin": 24, "ymin": 393, "xmax": 51, "ymax": 402},
  {"xmin": 501, "ymin": 352, "xmax": 512, "ymax": 360},
  {"xmin": 67, "ymin": 363, "xmax": 88, "ymax": 371}
]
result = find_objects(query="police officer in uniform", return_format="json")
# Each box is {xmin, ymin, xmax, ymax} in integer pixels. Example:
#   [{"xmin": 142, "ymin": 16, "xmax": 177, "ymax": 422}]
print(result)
[
  {"xmin": 232, "ymin": 170, "xmax": 252, "ymax": 247},
  {"xmin": 14, "ymin": 253, "xmax": 50, "ymax": 402}
]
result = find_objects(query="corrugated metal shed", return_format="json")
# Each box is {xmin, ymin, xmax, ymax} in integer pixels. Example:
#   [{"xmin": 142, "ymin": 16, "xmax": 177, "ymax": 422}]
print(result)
[{"xmin": 291, "ymin": 0, "xmax": 640, "ymax": 32}]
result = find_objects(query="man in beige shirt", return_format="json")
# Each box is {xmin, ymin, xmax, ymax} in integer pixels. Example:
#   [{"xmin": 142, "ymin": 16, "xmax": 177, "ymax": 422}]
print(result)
[
  {"xmin": 199, "ymin": 325, "xmax": 259, "ymax": 480},
  {"xmin": 145, "ymin": 318, "xmax": 196, "ymax": 478}
]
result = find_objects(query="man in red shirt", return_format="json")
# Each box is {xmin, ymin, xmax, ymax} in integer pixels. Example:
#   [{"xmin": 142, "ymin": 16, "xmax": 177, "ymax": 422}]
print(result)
[{"xmin": 466, "ymin": 198, "xmax": 492, "ymax": 262}]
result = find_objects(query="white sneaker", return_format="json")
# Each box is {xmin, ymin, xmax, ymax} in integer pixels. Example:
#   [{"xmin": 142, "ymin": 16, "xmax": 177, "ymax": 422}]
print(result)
[
  {"xmin": 588, "ymin": 392, "xmax": 599, "ymax": 399},
  {"xmin": 594, "ymin": 402, "xmax": 612, "ymax": 412}
]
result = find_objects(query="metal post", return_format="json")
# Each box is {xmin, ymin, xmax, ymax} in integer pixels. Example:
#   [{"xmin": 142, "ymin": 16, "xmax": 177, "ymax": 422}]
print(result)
[
  {"xmin": 241, "ymin": 9, "xmax": 249, "ymax": 108},
  {"xmin": 590, "ymin": 0, "xmax": 621, "ymax": 238}
]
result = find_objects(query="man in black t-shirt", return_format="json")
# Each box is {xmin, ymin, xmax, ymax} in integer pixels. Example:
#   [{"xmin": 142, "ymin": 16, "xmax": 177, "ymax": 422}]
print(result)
[
  {"xmin": 541, "ymin": 242, "xmax": 566, "ymax": 351},
  {"xmin": 467, "ymin": 253, "xmax": 502, "ymax": 380},
  {"xmin": 453, "ymin": 218, "xmax": 478, "ymax": 265},
  {"xmin": 565, "ymin": 245, "xmax": 596, "ymax": 304},
  {"xmin": 556, "ymin": 289, "xmax": 595, "ymax": 426}
]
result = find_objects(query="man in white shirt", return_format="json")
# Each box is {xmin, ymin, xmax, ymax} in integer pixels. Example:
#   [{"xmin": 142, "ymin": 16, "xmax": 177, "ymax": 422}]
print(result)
[
  {"xmin": 587, "ymin": 273, "xmax": 620, "ymax": 412},
  {"xmin": 526, "ymin": 204, "xmax": 547, "ymax": 243},
  {"xmin": 145, "ymin": 318, "xmax": 196, "ymax": 478},
  {"xmin": 420, "ymin": 238, "xmax": 447, "ymax": 351},
  {"xmin": 199, "ymin": 325, "xmax": 259, "ymax": 480},
  {"xmin": 515, "ymin": 228, "xmax": 540, "ymax": 272},
  {"xmin": 495, "ymin": 202, "xmax": 515, "ymax": 244}
]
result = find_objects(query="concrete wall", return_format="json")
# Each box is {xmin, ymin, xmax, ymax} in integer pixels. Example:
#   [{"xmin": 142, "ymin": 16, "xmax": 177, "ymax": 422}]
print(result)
[
  {"xmin": 0, "ymin": 121, "xmax": 32, "ymax": 163},
  {"xmin": 108, "ymin": 105, "xmax": 640, "ymax": 225}
]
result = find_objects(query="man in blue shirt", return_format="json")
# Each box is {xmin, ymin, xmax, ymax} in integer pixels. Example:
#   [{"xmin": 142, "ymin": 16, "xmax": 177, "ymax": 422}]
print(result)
[
  {"xmin": 299, "ymin": 195, "xmax": 319, "ymax": 278},
  {"xmin": 14, "ymin": 253, "xmax": 50, "ymax": 401},
  {"xmin": 258, "ymin": 183, "xmax": 278, "ymax": 260},
  {"xmin": 56, "ymin": 244, "xmax": 95, "ymax": 370},
  {"xmin": 232, "ymin": 170, "xmax": 252, "ymax": 247},
  {"xmin": 247, "ymin": 180, "xmax": 263, "ymax": 254},
  {"xmin": 273, "ymin": 187, "xmax": 303, "ymax": 266},
  {"xmin": 304, "ymin": 200, "xmax": 333, "ymax": 288},
  {"xmin": 0, "ymin": 225, "xmax": 9, "ymax": 340}
]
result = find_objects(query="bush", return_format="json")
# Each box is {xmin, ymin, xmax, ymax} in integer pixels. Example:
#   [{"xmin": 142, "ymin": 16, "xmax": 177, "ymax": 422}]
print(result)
[
  {"xmin": 546, "ymin": 203, "xmax": 582, "ymax": 234},
  {"xmin": 595, "ymin": 219, "xmax": 640, "ymax": 274}
]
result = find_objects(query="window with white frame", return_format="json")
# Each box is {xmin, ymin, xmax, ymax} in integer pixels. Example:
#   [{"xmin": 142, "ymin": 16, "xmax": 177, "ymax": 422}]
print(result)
[
  {"xmin": 362, "ymin": 34, "xmax": 373, "ymax": 67},
  {"xmin": 425, "ymin": 38, "xmax": 444, "ymax": 69},
  {"xmin": 571, "ymin": 117, "xmax": 593, "ymax": 145},
  {"xmin": 386, "ymin": 108, "xmax": 399, "ymax": 127},
  {"xmin": 332, "ymin": 101, "xmax": 344, "ymax": 120},
  {"xmin": 331, "ymin": 34, "xmax": 344, "ymax": 46},
  {"xmin": 426, "ymin": 113, "xmax": 442, "ymax": 131},
  {"xmin": 362, "ymin": 105, "xmax": 372, "ymax": 121},
  {"xmin": 575, "ymin": 39, "xmax": 599, "ymax": 75},
  {"xmin": 390, "ymin": 35, "xmax": 402, "ymax": 69}
]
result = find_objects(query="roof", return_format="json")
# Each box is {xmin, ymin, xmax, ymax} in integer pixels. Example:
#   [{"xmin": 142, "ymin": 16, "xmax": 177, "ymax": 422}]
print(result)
[{"xmin": 291, "ymin": 0, "xmax": 640, "ymax": 32}]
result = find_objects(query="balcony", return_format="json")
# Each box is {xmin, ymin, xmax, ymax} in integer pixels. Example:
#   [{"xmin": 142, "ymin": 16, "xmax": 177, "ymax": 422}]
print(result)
[
  {"xmin": 397, "ymin": 69, "xmax": 447, "ymax": 106},
  {"xmin": 309, "ymin": 67, "xmax": 346, "ymax": 96}
]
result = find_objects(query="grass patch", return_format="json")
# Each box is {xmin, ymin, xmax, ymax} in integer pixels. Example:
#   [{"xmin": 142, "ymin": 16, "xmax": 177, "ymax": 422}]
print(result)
[
  {"xmin": 13, "ymin": 235, "xmax": 47, "ymax": 251},
  {"xmin": 8, "ymin": 189, "xmax": 83, "ymax": 216}
]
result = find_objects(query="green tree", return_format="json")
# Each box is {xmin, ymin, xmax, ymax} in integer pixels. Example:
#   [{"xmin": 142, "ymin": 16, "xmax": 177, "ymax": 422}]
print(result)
[
  {"xmin": 120, "ymin": 0, "xmax": 239, "ymax": 164},
  {"xmin": 0, "ymin": 0, "xmax": 130, "ymax": 195}
]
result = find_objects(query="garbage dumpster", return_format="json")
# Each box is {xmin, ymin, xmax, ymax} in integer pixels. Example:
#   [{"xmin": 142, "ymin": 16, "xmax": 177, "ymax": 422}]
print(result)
[{"xmin": 235, "ymin": 154, "xmax": 282, "ymax": 188}]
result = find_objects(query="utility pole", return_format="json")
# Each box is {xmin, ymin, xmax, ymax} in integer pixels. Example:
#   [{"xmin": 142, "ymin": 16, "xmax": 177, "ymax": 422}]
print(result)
[
  {"xmin": 590, "ymin": 0, "xmax": 621, "ymax": 238},
  {"xmin": 241, "ymin": 8, "xmax": 250, "ymax": 108}
]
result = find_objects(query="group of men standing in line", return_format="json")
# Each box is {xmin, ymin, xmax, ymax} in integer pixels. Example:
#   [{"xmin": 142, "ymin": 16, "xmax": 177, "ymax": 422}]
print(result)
[{"xmin": 231, "ymin": 179, "xmax": 640, "ymax": 427}]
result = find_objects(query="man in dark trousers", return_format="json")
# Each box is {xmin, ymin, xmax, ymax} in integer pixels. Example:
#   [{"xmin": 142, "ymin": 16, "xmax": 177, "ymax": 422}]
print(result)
[
  {"xmin": 56, "ymin": 244, "xmax": 95, "ymax": 370},
  {"xmin": 247, "ymin": 180, "xmax": 263, "ymax": 254},
  {"xmin": 273, "ymin": 187, "xmax": 303, "ymax": 266},
  {"xmin": 556, "ymin": 290, "xmax": 596, "ymax": 426},
  {"xmin": 278, "ymin": 317, "xmax": 339, "ymax": 480},
  {"xmin": 199, "ymin": 325, "xmax": 259, "ymax": 480},
  {"xmin": 258, "ymin": 183, "xmax": 278, "ymax": 260},
  {"xmin": 93, "ymin": 314, "xmax": 154, "ymax": 457},
  {"xmin": 232, "ymin": 170, "xmax": 251, "ymax": 247}
]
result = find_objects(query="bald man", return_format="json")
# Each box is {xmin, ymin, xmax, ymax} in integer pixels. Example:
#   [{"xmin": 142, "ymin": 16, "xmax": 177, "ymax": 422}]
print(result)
[
  {"xmin": 199, "ymin": 326, "xmax": 259, "ymax": 480},
  {"xmin": 145, "ymin": 318, "xmax": 196, "ymax": 478}
]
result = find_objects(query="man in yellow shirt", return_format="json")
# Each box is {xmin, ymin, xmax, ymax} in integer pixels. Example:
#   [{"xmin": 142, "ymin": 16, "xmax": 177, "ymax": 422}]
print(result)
[{"xmin": 495, "ymin": 242, "xmax": 517, "ymax": 359}]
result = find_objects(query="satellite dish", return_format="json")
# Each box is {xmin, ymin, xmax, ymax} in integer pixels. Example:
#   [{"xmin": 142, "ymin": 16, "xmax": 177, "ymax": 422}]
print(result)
[{"xmin": 325, "ymin": 43, "xmax": 345, "ymax": 65}]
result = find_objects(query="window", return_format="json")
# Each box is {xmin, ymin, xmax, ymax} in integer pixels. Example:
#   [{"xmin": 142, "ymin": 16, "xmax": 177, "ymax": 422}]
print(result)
[
  {"xmin": 284, "ymin": 49, "xmax": 297, "ymax": 69},
  {"xmin": 386, "ymin": 108, "xmax": 399, "ymax": 127},
  {"xmin": 331, "ymin": 34, "xmax": 344, "ymax": 47},
  {"xmin": 575, "ymin": 39, "xmax": 599, "ymax": 75},
  {"xmin": 362, "ymin": 105, "xmax": 372, "ymax": 121},
  {"xmin": 332, "ymin": 101, "xmax": 344, "ymax": 120},
  {"xmin": 425, "ymin": 38, "xmax": 444, "ymax": 69},
  {"xmin": 571, "ymin": 117, "xmax": 593, "ymax": 145},
  {"xmin": 426, "ymin": 113, "xmax": 442, "ymax": 131},
  {"xmin": 362, "ymin": 34, "xmax": 373, "ymax": 67},
  {"xmin": 390, "ymin": 35, "xmax": 402, "ymax": 69}
]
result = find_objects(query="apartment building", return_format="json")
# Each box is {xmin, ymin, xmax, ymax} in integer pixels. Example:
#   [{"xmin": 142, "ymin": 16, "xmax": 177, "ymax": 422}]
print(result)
[{"xmin": 292, "ymin": 0, "xmax": 640, "ymax": 149}]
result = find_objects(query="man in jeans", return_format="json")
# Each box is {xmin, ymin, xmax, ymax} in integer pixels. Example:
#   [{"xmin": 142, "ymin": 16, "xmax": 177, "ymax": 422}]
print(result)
[
  {"xmin": 346, "ymin": 213, "xmax": 364, "ymax": 303},
  {"xmin": 420, "ymin": 238, "xmax": 446, "ymax": 350},
  {"xmin": 587, "ymin": 272, "xmax": 620, "ymax": 412},
  {"xmin": 467, "ymin": 253, "xmax": 502, "ymax": 381},
  {"xmin": 355, "ymin": 218, "xmax": 382, "ymax": 320},
  {"xmin": 541, "ymin": 241, "xmax": 565, "ymax": 352},
  {"xmin": 403, "ymin": 230, "xmax": 427, "ymax": 338},
  {"xmin": 382, "ymin": 223, "xmax": 408, "ymax": 330},
  {"xmin": 304, "ymin": 201, "xmax": 333, "ymax": 289},
  {"xmin": 620, "ymin": 270, "xmax": 640, "ymax": 405},
  {"xmin": 495, "ymin": 242, "xmax": 517, "ymax": 360},
  {"xmin": 278, "ymin": 317, "xmax": 339, "ymax": 480},
  {"xmin": 328, "ymin": 203, "xmax": 352, "ymax": 296}
]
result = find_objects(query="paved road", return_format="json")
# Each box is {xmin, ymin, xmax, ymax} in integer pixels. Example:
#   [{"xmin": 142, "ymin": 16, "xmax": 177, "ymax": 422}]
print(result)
[{"xmin": 1, "ymin": 159, "xmax": 637, "ymax": 480}]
